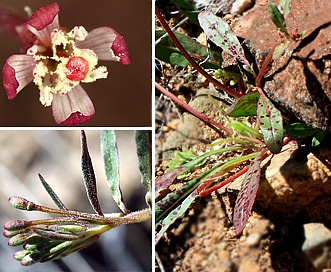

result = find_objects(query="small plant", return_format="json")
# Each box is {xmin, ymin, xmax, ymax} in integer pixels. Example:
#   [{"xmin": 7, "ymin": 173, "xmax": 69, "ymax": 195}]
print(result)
[
  {"xmin": 3, "ymin": 130, "xmax": 152, "ymax": 266},
  {"xmin": 1, "ymin": 2, "xmax": 130, "ymax": 125},
  {"xmin": 155, "ymin": 0, "xmax": 327, "ymax": 245}
]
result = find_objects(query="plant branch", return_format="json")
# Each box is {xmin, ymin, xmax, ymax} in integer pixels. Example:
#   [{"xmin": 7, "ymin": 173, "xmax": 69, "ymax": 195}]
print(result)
[
  {"xmin": 156, "ymin": 82, "xmax": 233, "ymax": 135},
  {"xmin": 155, "ymin": 7, "xmax": 241, "ymax": 98}
]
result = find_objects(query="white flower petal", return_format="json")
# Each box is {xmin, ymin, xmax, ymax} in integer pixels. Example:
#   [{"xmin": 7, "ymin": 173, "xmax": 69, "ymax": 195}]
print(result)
[
  {"xmin": 3, "ymin": 55, "xmax": 35, "ymax": 99},
  {"xmin": 51, "ymin": 84, "xmax": 95, "ymax": 125},
  {"xmin": 76, "ymin": 27, "xmax": 118, "ymax": 61},
  {"xmin": 25, "ymin": 3, "xmax": 60, "ymax": 46}
]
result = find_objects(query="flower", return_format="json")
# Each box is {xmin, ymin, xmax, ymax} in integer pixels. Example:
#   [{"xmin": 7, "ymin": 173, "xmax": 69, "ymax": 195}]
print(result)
[{"xmin": 2, "ymin": 2, "xmax": 130, "ymax": 125}]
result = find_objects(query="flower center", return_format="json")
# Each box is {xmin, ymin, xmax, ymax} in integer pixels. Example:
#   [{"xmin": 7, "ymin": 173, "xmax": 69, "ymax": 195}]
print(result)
[
  {"xmin": 28, "ymin": 26, "xmax": 108, "ymax": 107},
  {"xmin": 65, "ymin": 56, "xmax": 89, "ymax": 81}
]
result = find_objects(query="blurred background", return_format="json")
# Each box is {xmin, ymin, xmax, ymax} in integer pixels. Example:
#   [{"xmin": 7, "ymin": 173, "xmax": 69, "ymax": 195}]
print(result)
[
  {"xmin": 0, "ymin": 130, "xmax": 151, "ymax": 271},
  {"xmin": 0, "ymin": 0, "xmax": 151, "ymax": 126}
]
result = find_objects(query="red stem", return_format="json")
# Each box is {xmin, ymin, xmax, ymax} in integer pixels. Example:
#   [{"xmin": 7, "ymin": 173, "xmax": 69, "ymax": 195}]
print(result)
[
  {"xmin": 156, "ymin": 82, "xmax": 233, "ymax": 135},
  {"xmin": 155, "ymin": 7, "xmax": 241, "ymax": 98},
  {"xmin": 255, "ymin": 43, "xmax": 278, "ymax": 88},
  {"xmin": 198, "ymin": 150, "xmax": 270, "ymax": 196}
]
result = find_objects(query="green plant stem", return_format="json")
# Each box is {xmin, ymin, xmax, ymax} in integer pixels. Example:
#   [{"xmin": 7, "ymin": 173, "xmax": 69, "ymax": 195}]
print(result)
[
  {"xmin": 156, "ymin": 82, "xmax": 233, "ymax": 135},
  {"xmin": 155, "ymin": 7, "xmax": 241, "ymax": 98}
]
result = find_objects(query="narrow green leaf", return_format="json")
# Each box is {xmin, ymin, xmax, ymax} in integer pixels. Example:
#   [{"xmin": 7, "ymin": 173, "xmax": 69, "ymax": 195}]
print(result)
[
  {"xmin": 155, "ymin": 191, "xmax": 196, "ymax": 244},
  {"xmin": 135, "ymin": 130, "xmax": 152, "ymax": 207},
  {"xmin": 100, "ymin": 131, "xmax": 128, "ymax": 213},
  {"xmin": 198, "ymin": 11, "xmax": 250, "ymax": 67},
  {"xmin": 233, "ymin": 152, "xmax": 262, "ymax": 235},
  {"xmin": 38, "ymin": 174, "xmax": 67, "ymax": 211},
  {"xmin": 230, "ymin": 120, "xmax": 263, "ymax": 140},
  {"xmin": 278, "ymin": 0, "xmax": 291, "ymax": 18},
  {"xmin": 226, "ymin": 92, "xmax": 260, "ymax": 117},
  {"xmin": 257, "ymin": 95, "xmax": 284, "ymax": 153},
  {"xmin": 285, "ymin": 122, "xmax": 319, "ymax": 139},
  {"xmin": 268, "ymin": 0, "xmax": 287, "ymax": 32},
  {"xmin": 155, "ymin": 30, "xmax": 221, "ymax": 68},
  {"xmin": 81, "ymin": 131, "xmax": 103, "ymax": 216}
]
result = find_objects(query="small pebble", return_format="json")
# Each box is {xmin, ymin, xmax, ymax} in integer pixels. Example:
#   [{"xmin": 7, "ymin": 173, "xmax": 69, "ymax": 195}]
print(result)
[{"xmin": 231, "ymin": 0, "xmax": 254, "ymax": 15}]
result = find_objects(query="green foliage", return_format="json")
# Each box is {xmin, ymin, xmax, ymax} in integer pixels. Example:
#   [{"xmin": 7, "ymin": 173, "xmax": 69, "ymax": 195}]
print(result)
[
  {"xmin": 226, "ymin": 92, "xmax": 260, "ymax": 117},
  {"xmin": 268, "ymin": 0, "xmax": 287, "ymax": 33},
  {"xmin": 285, "ymin": 122, "xmax": 326, "ymax": 147},
  {"xmin": 257, "ymin": 94, "xmax": 284, "ymax": 153},
  {"xmin": 100, "ymin": 130, "xmax": 128, "ymax": 214},
  {"xmin": 168, "ymin": 148, "xmax": 197, "ymax": 170},
  {"xmin": 155, "ymin": 30, "xmax": 222, "ymax": 68},
  {"xmin": 135, "ymin": 130, "xmax": 152, "ymax": 207},
  {"xmin": 214, "ymin": 68, "xmax": 241, "ymax": 86},
  {"xmin": 5, "ymin": 131, "xmax": 151, "ymax": 266},
  {"xmin": 198, "ymin": 11, "xmax": 253, "ymax": 74}
]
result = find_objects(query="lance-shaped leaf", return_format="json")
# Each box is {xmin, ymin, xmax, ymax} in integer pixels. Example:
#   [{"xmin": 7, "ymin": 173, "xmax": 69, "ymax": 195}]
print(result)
[
  {"xmin": 257, "ymin": 94, "xmax": 283, "ymax": 153},
  {"xmin": 233, "ymin": 152, "xmax": 262, "ymax": 235},
  {"xmin": 38, "ymin": 174, "xmax": 67, "ymax": 211},
  {"xmin": 135, "ymin": 130, "xmax": 152, "ymax": 208},
  {"xmin": 268, "ymin": 0, "xmax": 287, "ymax": 33},
  {"xmin": 81, "ymin": 131, "xmax": 103, "ymax": 216},
  {"xmin": 100, "ymin": 130, "xmax": 128, "ymax": 213},
  {"xmin": 198, "ymin": 11, "xmax": 250, "ymax": 67},
  {"xmin": 155, "ymin": 191, "xmax": 196, "ymax": 244},
  {"xmin": 226, "ymin": 92, "xmax": 260, "ymax": 117}
]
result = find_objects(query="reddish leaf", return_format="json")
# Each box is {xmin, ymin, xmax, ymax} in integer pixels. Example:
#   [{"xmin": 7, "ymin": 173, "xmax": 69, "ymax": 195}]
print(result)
[{"xmin": 233, "ymin": 152, "xmax": 262, "ymax": 235}]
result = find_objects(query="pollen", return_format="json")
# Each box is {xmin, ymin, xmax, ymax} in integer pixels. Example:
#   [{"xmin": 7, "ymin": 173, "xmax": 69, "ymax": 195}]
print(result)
[{"xmin": 65, "ymin": 56, "xmax": 89, "ymax": 81}]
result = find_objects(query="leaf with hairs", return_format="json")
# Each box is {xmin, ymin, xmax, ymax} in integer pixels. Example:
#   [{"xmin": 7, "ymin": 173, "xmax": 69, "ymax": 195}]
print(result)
[
  {"xmin": 135, "ymin": 130, "xmax": 152, "ymax": 208},
  {"xmin": 233, "ymin": 152, "xmax": 262, "ymax": 235},
  {"xmin": 100, "ymin": 131, "xmax": 128, "ymax": 213},
  {"xmin": 198, "ymin": 11, "xmax": 250, "ymax": 67},
  {"xmin": 81, "ymin": 131, "xmax": 103, "ymax": 216},
  {"xmin": 38, "ymin": 174, "xmax": 67, "ymax": 211}
]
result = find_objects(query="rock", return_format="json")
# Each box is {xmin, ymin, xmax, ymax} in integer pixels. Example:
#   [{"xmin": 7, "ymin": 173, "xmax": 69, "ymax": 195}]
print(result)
[
  {"xmin": 257, "ymin": 144, "xmax": 331, "ymax": 221},
  {"xmin": 302, "ymin": 223, "xmax": 331, "ymax": 270},
  {"xmin": 232, "ymin": 0, "xmax": 331, "ymax": 130}
]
